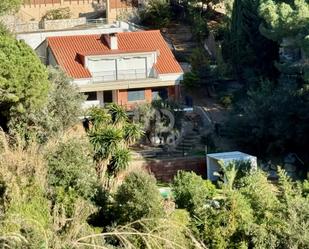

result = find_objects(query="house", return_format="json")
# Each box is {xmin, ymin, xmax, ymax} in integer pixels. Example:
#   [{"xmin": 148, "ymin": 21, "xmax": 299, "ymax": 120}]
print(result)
[{"xmin": 47, "ymin": 30, "xmax": 183, "ymax": 108}]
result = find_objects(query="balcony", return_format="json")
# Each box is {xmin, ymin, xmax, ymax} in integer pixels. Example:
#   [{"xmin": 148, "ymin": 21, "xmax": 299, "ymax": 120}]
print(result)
[{"xmin": 91, "ymin": 69, "xmax": 156, "ymax": 83}]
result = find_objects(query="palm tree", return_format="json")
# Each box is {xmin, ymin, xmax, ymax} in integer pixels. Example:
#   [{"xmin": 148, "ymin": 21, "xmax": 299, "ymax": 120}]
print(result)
[
  {"xmin": 87, "ymin": 104, "xmax": 144, "ymax": 186},
  {"xmin": 107, "ymin": 148, "xmax": 131, "ymax": 177},
  {"xmin": 89, "ymin": 127, "xmax": 123, "ymax": 159},
  {"xmin": 106, "ymin": 103, "xmax": 127, "ymax": 127},
  {"xmin": 123, "ymin": 123, "xmax": 144, "ymax": 146},
  {"xmin": 88, "ymin": 106, "xmax": 111, "ymax": 129}
]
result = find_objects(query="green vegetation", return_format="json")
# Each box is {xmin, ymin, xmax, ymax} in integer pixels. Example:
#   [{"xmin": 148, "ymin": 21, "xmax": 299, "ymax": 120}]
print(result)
[
  {"xmin": 11, "ymin": 67, "xmax": 85, "ymax": 142},
  {"xmin": 226, "ymin": 81, "xmax": 309, "ymax": 158},
  {"xmin": 222, "ymin": 0, "xmax": 278, "ymax": 83},
  {"xmin": 172, "ymin": 171, "xmax": 216, "ymax": 216},
  {"xmin": 46, "ymin": 137, "xmax": 97, "ymax": 201},
  {"xmin": 0, "ymin": 1, "xmax": 308, "ymax": 248},
  {"xmin": 171, "ymin": 169, "xmax": 309, "ymax": 249},
  {"xmin": 0, "ymin": 35, "xmax": 49, "ymax": 131},
  {"xmin": 0, "ymin": 0, "xmax": 21, "ymax": 15},
  {"xmin": 114, "ymin": 171, "xmax": 164, "ymax": 225},
  {"xmin": 140, "ymin": 0, "xmax": 171, "ymax": 28},
  {"xmin": 87, "ymin": 104, "xmax": 143, "ymax": 183},
  {"xmin": 209, "ymin": 0, "xmax": 309, "ymax": 163}
]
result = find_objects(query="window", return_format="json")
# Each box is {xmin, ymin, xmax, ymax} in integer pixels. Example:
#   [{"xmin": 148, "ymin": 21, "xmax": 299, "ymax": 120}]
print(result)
[
  {"xmin": 128, "ymin": 89, "xmax": 145, "ymax": 102},
  {"xmin": 85, "ymin": 91, "xmax": 97, "ymax": 101}
]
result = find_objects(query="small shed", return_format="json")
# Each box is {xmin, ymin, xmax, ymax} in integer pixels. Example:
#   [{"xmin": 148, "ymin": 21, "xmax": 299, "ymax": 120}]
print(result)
[{"xmin": 206, "ymin": 151, "xmax": 257, "ymax": 181}]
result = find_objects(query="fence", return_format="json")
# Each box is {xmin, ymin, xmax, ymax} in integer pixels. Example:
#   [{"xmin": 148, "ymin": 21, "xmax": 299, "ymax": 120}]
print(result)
[{"xmin": 142, "ymin": 156, "xmax": 206, "ymax": 182}]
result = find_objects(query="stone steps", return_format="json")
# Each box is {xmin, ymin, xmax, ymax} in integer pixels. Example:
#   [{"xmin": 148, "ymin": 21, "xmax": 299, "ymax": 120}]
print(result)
[{"xmin": 174, "ymin": 130, "xmax": 201, "ymax": 153}]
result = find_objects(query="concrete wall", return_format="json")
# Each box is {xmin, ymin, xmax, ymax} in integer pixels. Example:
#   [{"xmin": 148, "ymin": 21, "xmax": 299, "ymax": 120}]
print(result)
[
  {"xmin": 20, "ymin": 0, "xmax": 105, "ymax": 21},
  {"xmin": 143, "ymin": 156, "xmax": 206, "ymax": 182}
]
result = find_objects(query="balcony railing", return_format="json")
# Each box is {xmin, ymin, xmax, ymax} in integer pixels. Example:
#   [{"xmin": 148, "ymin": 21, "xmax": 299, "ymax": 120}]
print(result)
[{"xmin": 91, "ymin": 69, "xmax": 155, "ymax": 83}]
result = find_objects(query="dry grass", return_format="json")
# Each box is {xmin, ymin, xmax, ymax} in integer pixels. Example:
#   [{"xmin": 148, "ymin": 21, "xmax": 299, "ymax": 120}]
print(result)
[{"xmin": 74, "ymin": 219, "xmax": 207, "ymax": 249}]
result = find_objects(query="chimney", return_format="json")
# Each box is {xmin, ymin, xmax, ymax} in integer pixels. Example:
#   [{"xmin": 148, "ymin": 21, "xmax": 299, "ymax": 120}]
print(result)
[{"xmin": 104, "ymin": 33, "xmax": 118, "ymax": 50}]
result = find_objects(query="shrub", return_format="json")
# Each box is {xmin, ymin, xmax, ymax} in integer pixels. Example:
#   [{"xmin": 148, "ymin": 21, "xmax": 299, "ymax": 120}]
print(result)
[
  {"xmin": 46, "ymin": 137, "xmax": 97, "ymax": 201},
  {"xmin": 190, "ymin": 13, "xmax": 209, "ymax": 44},
  {"xmin": 114, "ymin": 171, "xmax": 164, "ymax": 225},
  {"xmin": 219, "ymin": 94, "xmax": 233, "ymax": 108},
  {"xmin": 42, "ymin": 7, "xmax": 71, "ymax": 20},
  {"xmin": 303, "ymin": 179, "xmax": 309, "ymax": 197},
  {"xmin": 182, "ymin": 71, "xmax": 200, "ymax": 89},
  {"xmin": 172, "ymin": 171, "xmax": 216, "ymax": 216},
  {"xmin": 139, "ymin": 0, "xmax": 171, "ymax": 28},
  {"xmin": 10, "ymin": 67, "xmax": 85, "ymax": 143},
  {"xmin": 0, "ymin": 0, "xmax": 21, "ymax": 15},
  {"xmin": 189, "ymin": 48, "xmax": 209, "ymax": 73}
]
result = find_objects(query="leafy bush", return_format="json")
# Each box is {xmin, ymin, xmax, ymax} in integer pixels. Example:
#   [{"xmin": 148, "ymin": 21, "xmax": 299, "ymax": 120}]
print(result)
[
  {"xmin": 42, "ymin": 7, "xmax": 71, "ymax": 20},
  {"xmin": 114, "ymin": 171, "xmax": 164, "ymax": 225},
  {"xmin": 202, "ymin": 190, "xmax": 254, "ymax": 248},
  {"xmin": 190, "ymin": 12, "xmax": 209, "ymax": 43},
  {"xmin": 172, "ymin": 171, "xmax": 216, "ymax": 216},
  {"xmin": 46, "ymin": 137, "xmax": 97, "ymax": 201},
  {"xmin": 46, "ymin": 67, "xmax": 85, "ymax": 129},
  {"xmin": 303, "ymin": 179, "xmax": 309, "ymax": 197},
  {"xmin": 219, "ymin": 94, "xmax": 233, "ymax": 108},
  {"xmin": 140, "ymin": 0, "xmax": 171, "ymax": 28},
  {"xmin": 190, "ymin": 48, "xmax": 209, "ymax": 73},
  {"xmin": 0, "ymin": 22, "xmax": 10, "ymax": 36},
  {"xmin": 182, "ymin": 71, "xmax": 200, "ymax": 89},
  {"xmin": 0, "ymin": 0, "xmax": 21, "ymax": 15},
  {"xmin": 13, "ymin": 67, "xmax": 85, "ymax": 142}
]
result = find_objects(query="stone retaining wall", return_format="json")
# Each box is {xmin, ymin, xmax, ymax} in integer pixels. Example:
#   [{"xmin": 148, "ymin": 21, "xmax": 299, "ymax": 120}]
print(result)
[
  {"xmin": 1, "ymin": 16, "xmax": 87, "ymax": 33},
  {"xmin": 42, "ymin": 17, "xmax": 86, "ymax": 30}
]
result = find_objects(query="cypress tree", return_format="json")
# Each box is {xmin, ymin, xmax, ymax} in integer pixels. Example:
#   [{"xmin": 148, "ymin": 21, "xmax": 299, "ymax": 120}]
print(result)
[{"xmin": 222, "ymin": 0, "xmax": 279, "ymax": 84}]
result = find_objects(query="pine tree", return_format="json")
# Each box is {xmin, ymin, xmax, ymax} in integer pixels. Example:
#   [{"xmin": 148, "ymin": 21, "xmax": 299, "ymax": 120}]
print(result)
[{"xmin": 259, "ymin": 0, "xmax": 309, "ymax": 83}]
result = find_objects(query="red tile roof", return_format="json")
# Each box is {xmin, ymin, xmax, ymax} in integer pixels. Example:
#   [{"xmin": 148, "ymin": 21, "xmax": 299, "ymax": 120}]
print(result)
[{"xmin": 47, "ymin": 30, "xmax": 183, "ymax": 79}]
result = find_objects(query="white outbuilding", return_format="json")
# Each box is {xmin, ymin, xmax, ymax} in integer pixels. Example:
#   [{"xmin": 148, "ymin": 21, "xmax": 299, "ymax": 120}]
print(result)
[{"xmin": 206, "ymin": 151, "xmax": 257, "ymax": 181}]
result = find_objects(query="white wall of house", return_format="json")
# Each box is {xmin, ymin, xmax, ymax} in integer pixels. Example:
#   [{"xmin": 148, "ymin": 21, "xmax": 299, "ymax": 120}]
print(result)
[{"xmin": 159, "ymin": 73, "xmax": 183, "ymax": 82}]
